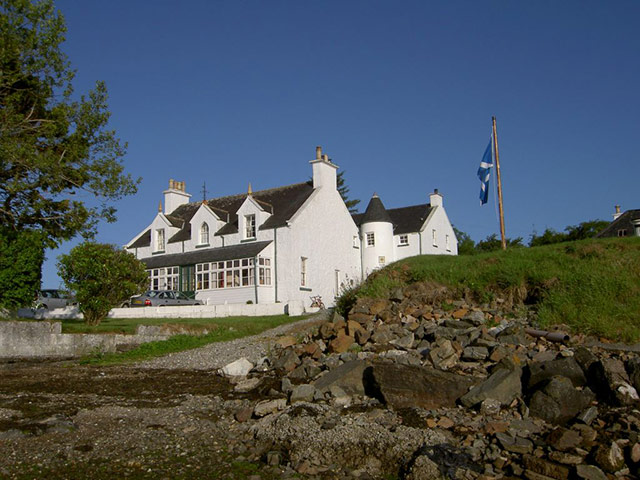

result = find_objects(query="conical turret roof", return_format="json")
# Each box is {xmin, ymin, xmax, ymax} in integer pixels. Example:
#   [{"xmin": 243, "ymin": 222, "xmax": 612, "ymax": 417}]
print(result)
[{"xmin": 361, "ymin": 193, "xmax": 392, "ymax": 224}]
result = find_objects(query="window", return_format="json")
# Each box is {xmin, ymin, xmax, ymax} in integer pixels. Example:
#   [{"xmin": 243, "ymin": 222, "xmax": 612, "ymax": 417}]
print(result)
[
  {"xmin": 245, "ymin": 214, "xmax": 256, "ymax": 239},
  {"xmin": 378, "ymin": 256, "xmax": 386, "ymax": 265},
  {"xmin": 618, "ymin": 229, "xmax": 628, "ymax": 237},
  {"xmin": 300, "ymin": 257, "xmax": 307, "ymax": 286},
  {"xmin": 149, "ymin": 266, "xmax": 179, "ymax": 290},
  {"xmin": 366, "ymin": 232, "xmax": 375, "ymax": 247},
  {"xmin": 156, "ymin": 228, "xmax": 165, "ymax": 251},
  {"xmin": 200, "ymin": 222, "xmax": 209, "ymax": 245},
  {"xmin": 399, "ymin": 234, "xmax": 409, "ymax": 246},
  {"xmin": 194, "ymin": 258, "xmax": 261, "ymax": 290},
  {"xmin": 446, "ymin": 234, "xmax": 451, "ymax": 251},
  {"xmin": 353, "ymin": 235, "xmax": 360, "ymax": 248},
  {"xmin": 432, "ymin": 229, "xmax": 437, "ymax": 247},
  {"xmin": 258, "ymin": 257, "xmax": 271, "ymax": 286}
]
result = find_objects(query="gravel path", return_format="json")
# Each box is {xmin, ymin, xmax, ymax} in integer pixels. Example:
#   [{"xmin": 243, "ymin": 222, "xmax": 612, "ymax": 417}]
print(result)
[{"xmin": 137, "ymin": 311, "xmax": 330, "ymax": 370}]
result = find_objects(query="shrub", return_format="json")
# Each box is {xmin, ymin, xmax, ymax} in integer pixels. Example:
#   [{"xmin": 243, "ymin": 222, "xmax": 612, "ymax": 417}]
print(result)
[{"xmin": 58, "ymin": 242, "xmax": 148, "ymax": 325}]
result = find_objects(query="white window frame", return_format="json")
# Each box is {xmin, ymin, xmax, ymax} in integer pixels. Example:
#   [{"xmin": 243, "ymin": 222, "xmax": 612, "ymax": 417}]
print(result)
[
  {"xmin": 432, "ymin": 229, "xmax": 437, "ymax": 247},
  {"xmin": 399, "ymin": 234, "xmax": 409, "ymax": 246},
  {"xmin": 245, "ymin": 214, "xmax": 256, "ymax": 239},
  {"xmin": 378, "ymin": 256, "xmax": 386, "ymax": 265},
  {"xmin": 366, "ymin": 232, "xmax": 375, "ymax": 247},
  {"xmin": 156, "ymin": 228, "xmax": 165, "ymax": 252},
  {"xmin": 200, "ymin": 222, "xmax": 209, "ymax": 245},
  {"xmin": 446, "ymin": 234, "xmax": 451, "ymax": 251},
  {"xmin": 300, "ymin": 257, "xmax": 307, "ymax": 287}
]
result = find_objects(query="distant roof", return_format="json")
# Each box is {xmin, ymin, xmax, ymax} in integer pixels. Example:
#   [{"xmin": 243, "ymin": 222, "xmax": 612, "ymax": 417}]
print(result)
[
  {"xmin": 596, "ymin": 209, "xmax": 640, "ymax": 238},
  {"xmin": 140, "ymin": 241, "xmax": 272, "ymax": 269},
  {"xmin": 129, "ymin": 229, "xmax": 151, "ymax": 248},
  {"xmin": 163, "ymin": 181, "xmax": 314, "ymax": 243},
  {"xmin": 352, "ymin": 202, "xmax": 433, "ymax": 235}
]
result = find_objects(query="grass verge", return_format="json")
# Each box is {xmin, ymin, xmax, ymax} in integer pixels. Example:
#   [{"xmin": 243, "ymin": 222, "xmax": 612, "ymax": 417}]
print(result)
[
  {"xmin": 351, "ymin": 237, "xmax": 640, "ymax": 342},
  {"xmin": 79, "ymin": 314, "xmax": 305, "ymax": 365}
]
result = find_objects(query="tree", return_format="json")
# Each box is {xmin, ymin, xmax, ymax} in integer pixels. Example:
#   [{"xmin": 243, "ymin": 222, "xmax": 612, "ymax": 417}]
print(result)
[
  {"xmin": 475, "ymin": 233, "xmax": 524, "ymax": 253},
  {"xmin": 1, "ymin": 0, "xmax": 139, "ymax": 247},
  {"xmin": 452, "ymin": 226, "xmax": 475, "ymax": 255},
  {"xmin": 529, "ymin": 228, "xmax": 567, "ymax": 247},
  {"xmin": 337, "ymin": 171, "xmax": 360, "ymax": 213},
  {"xmin": 58, "ymin": 242, "xmax": 148, "ymax": 325},
  {"xmin": 529, "ymin": 220, "xmax": 609, "ymax": 247},
  {"xmin": 0, "ymin": 228, "xmax": 45, "ymax": 309}
]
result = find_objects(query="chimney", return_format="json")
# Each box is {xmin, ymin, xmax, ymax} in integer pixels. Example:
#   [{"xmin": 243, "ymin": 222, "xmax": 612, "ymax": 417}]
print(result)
[
  {"xmin": 163, "ymin": 179, "xmax": 191, "ymax": 214},
  {"xmin": 613, "ymin": 205, "xmax": 622, "ymax": 220},
  {"xmin": 310, "ymin": 145, "xmax": 338, "ymax": 190},
  {"xmin": 429, "ymin": 188, "xmax": 443, "ymax": 207}
]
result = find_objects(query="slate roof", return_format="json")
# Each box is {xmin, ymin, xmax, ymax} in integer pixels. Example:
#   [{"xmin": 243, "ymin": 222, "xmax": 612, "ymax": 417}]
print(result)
[
  {"xmin": 352, "ymin": 202, "xmax": 433, "ymax": 235},
  {"xmin": 359, "ymin": 195, "xmax": 393, "ymax": 224},
  {"xmin": 129, "ymin": 229, "xmax": 151, "ymax": 248},
  {"xmin": 596, "ymin": 209, "xmax": 640, "ymax": 238},
  {"xmin": 140, "ymin": 241, "xmax": 272, "ymax": 269},
  {"xmin": 164, "ymin": 181, "xmax": 314, "ymax": 243}
]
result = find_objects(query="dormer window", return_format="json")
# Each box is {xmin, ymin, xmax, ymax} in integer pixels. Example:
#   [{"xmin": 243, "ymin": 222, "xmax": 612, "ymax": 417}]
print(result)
[
  {"xmin": 245, "ymin": 214, "xmax": 256, "ymax": 239},
  {"xmin": 156, "ymin": 228, "xmax": 165, "ymax": 252},
  {"xmin": 200, "ymin": 222, "xmax": 209, "ymax": 245}
]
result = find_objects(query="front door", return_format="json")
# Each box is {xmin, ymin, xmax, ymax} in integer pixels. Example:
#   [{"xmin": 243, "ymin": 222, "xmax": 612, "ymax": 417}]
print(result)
[{"xmin": 180, "ymin": 265, "xmax": 195, "ymax": 297}]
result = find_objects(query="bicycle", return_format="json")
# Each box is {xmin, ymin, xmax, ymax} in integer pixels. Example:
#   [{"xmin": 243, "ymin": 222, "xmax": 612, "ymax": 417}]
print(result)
[{"xmin": 310, "ymin": 295, "xmax": 325, "ymax": 309}]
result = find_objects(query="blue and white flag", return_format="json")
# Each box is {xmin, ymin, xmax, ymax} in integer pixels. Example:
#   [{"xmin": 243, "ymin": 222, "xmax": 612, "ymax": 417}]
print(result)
[{"xmin": 477, "ymin": 137, "xmax": 493, "ymax": 205}]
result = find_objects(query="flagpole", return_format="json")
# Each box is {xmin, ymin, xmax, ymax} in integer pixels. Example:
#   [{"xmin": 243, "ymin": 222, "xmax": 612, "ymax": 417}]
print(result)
[{"xmin": 492, "ymin": 116, "xmax": 507, "ymax": 250}]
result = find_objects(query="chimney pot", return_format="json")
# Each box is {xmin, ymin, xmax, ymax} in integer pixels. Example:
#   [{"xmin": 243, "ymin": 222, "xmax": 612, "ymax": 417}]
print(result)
[
  {"xmin": 316, "ymin": 146, "xmax": 322, "ymax": 159},
  {"xmin": 169, "ymin": 179, "xmax": 174, "ymax": 189},
  {"xmin": 322, "ymin": 154, "xmax": 329, "ymax": 162},
  {"xmin": 434, "ymin": 188, "xmax": 439, "ymax": 195},
  {"xmin": 615, "ymin": 205, "xmax": 621, "ymax": 214}
]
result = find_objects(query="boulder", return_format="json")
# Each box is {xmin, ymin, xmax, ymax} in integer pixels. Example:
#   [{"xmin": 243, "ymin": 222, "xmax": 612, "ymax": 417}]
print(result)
[
  {"xmin": 459, "ymin": 365, "xmax": 522, "ymax": 408},
  {"xmin": 290, "ymin": 384, "xmax": 316, "ymax": 403},
  {"xmin": 313, "ymin": 360, "xmax": 369, "ymax": 396},
  {"xmin": 575, "ymin": 465, "xmax": 607, "ymax": 480},
  {"xmin": 526, "ymin": 357, "xmax": 587, "ymax": 391},
  {"xmin": 528, "ymin": 376, "xmax": 595, "ymax": 425},
  {"xmin": 220, "ymin": 358, "xmax": 254, "ymax": 377},
  {"xmin": 365, "ymin": 363, "xmax": 478, "ymax": 409},
  {"xmin": 588, "ymin": 358, "xmax": 639, "ymax": 405},
  {"xmin": 329, "ymin": 333, "xmax": 355, "ymax": 354}
]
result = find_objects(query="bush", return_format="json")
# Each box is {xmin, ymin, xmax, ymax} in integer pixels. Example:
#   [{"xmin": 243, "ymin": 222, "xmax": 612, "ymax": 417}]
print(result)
[
  {"xmin": 0, "ymin": 228, "xmax": 45, "ymax": 309},
  {"xmin": 58, "ymin": 242, "xmax": 148, "ymax": 325}
]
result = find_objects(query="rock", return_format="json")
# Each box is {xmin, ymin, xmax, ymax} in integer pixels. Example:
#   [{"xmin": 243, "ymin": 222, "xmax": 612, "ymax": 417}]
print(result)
[
  {"xmin": 526, "ymin": 357, "xmax": 587, "ymax": 391},
  {"xmin": 631, "ymin": 442, "xmax": 640, "ymax": 463},
  {"xmin": 220, "ymin": 358, "xmax": 254, "ymax": 377},
  {"xmin": 495, "ymin": 432, "xmax": 533, "ymax": 454},
  {"xmin": 234, "ymin": 377, "xmax": 262, "ymax": 393},
  {"xmin": 273, "ymin": 349, "xmax": 301, "ymax": 372},
  {"xmin": 313, "ymin": 360, "xmax": 368, "ymax": 396},
  {"xmin": 403, "ymin": 454, "xmax": 444, "ymax": 480},
  {"xmin": 575, "ymin": 464, "xmax": 607, "ymax": 480},
  {"xmin": 545, "ymin": 428, "xmax": 582, "ymax": 452},
  {"xmin": 480, "ymin": 398, "xmax": 502, "ymax": 415},
  {"xmin": 522, "ymin": 454, "xmax": 569, "ymax": 479},
  {"xmin": 575, "ymin": 406, "xmax": 598, "ymax": 425},
  {"xmin": 354, "ymin": 328, "xmax": 371, "ymax": 345},
  {"xmin": 253, "ymin": 398, "xmax": 287, "ymax": 417},
  {"xmin": 390, "ymin": 333, "xmax": 414, "ymax": 349},
  {"xmin": 588, "ymin": 358, "xmax": 638, "ymax": 405},
  {"xmin": 594, "ymin": 441, "xmax": 626, "ymax": 473},
  {"xmin": 347, "ymin": 320, "xmax": 363, "ymax": 337},
  {"xmin": 459, "ymin": 365, "xmax": 522, "ymax": 408},
  {"xmin": 528, "ymin": 376, "xmax": 595, "ymax": 425},
  {"xmin": 462, "ymin": 346, "xmax": 489, "ymax": 361},
  {"xmin": 235, "ymin": 407, "xmax": 253, "ymax": 422},
  {"xmin": 429, "ymin": 338, "xmax": 459, "ymax": 370},
  {"xmin": 290, "ymin": 384, "xmax": 316, "ymax": 403},
  {"xmin": 276, "ymin": 335, "xmax": 297, "ymax": 348},
  {"xmin": 366, "ymin": 363, "xmax": 478, "ymax": 409}
]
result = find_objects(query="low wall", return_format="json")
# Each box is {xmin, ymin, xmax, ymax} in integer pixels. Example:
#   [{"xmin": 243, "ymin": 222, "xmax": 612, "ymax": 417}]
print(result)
[
  {"xmin": 0, "ymin": 321, "xmax": 170, "ymax": 360},
  {"xmin": 17, "ymin": 301, "xmax": 307, "ymax": 321}
]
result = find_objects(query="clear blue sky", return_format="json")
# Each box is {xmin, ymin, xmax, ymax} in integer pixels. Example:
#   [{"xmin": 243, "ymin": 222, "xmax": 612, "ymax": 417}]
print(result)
[{"xmin": 42, "ymin": 0, "xmax": 640, "ymax": 287}]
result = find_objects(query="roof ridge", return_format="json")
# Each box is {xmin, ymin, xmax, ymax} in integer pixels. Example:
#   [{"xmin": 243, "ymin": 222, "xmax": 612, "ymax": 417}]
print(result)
[{"xmin": 182, "ymin": 181, "xmax": 311, "ymax": 207}]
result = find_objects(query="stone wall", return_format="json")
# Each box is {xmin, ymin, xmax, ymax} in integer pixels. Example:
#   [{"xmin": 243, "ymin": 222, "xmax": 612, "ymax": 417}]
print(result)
[{"xmin": 0, "ymin": 321, "xmax": 170, "ymax": 360}]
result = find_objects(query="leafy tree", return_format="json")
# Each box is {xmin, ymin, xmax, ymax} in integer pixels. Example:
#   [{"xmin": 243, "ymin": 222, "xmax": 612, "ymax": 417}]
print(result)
[
  {"xmin": 0, "ymin": 228, "xmax": 45, "ymax": 309},
  {"xmin": 529, "ymin": 228, "xmax": 567, "ymax": 247},
  {"xmin": 452, "ymin": 226, "xmax": 475, "ymax": 255},
  {"xmin": 337, "ymin": 170, "xmax": 360, "ymax": 213},
  {"xmin": 1, "ymin": 0, "xmax": 139, "ymax": 247},
  {"xmin": 475, "ymin": 233, "xmax": 524, "ymax": 253},
  {"xmin": 565, "ymin": 220, "xmax": 609, "ymax": 241},
  {"xmin": 58, "ymin": 242, "xmax": 148, "ymax": 325}
]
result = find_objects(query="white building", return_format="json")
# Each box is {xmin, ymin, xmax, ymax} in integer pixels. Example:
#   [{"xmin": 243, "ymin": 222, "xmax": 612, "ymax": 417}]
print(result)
[{"xmin": 125, "ymin": 147, "xmax": 457, "ymax": 307}]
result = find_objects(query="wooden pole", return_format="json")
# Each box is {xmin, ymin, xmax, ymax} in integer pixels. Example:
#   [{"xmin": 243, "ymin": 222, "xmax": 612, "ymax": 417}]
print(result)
[{"xmin": 492, "ymin": 116, "xmax": 507, "ymax": 250}]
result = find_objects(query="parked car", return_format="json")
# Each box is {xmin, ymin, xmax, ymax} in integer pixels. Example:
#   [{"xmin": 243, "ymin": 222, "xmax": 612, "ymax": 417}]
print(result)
[
  {"xmin": 127, "ymin": 290, "xmax": 203, "ymax": 307},
  {"xmin": 34, "ymin": 289, "xmax": 76, "ymax": 310}
]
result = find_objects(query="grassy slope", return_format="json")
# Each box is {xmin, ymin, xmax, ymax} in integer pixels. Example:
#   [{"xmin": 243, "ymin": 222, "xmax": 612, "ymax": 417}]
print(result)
[{"xmin": 355, "ymin": 237, "xmax": 640, "ymax": 342}]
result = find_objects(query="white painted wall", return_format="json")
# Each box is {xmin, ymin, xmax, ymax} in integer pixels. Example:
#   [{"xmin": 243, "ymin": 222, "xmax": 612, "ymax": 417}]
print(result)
[
  {"xmin": 419, "ymin": 206, "xmax": 458, "ymax": 255},
  {"xmin": 361, "ymin": 221, "xmax": 394, "ymax": 277}
]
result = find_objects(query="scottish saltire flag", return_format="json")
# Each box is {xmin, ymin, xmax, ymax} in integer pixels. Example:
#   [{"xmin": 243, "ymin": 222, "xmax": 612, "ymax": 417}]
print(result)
[{"xmin": 477, "ymin": 137, "xmax": 493, "ymax": 205}]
